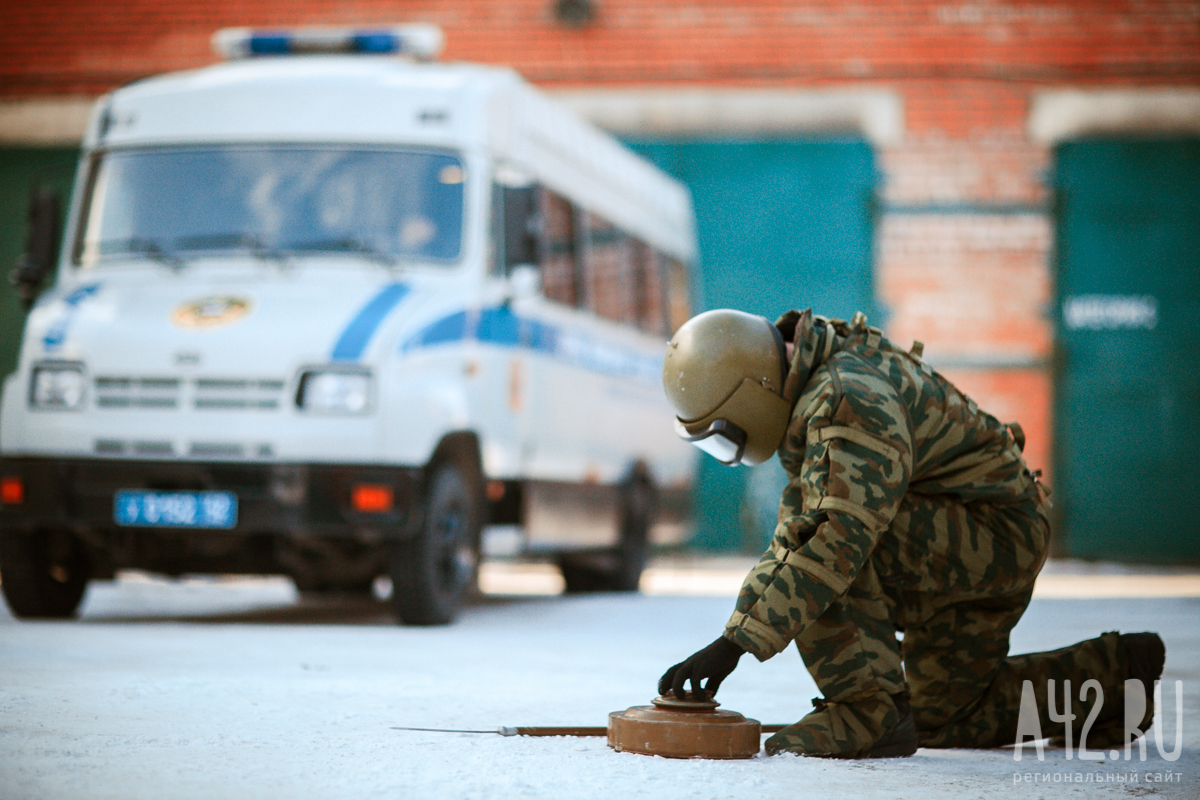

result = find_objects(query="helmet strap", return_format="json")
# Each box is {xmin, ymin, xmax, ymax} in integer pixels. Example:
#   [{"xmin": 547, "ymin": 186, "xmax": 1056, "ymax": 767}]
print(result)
[
  {"xmin": 819, "ymin": 321, "xmax": 836, "ymax": 362},
  {"xmin": 768, "ymin": 320, "xmax": 788, "ymax": 393}
]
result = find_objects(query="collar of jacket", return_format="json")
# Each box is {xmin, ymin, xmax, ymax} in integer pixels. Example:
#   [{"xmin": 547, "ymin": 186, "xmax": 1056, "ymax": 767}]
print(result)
[{"xmin": 776, "ymin": 308, "xmax": 840, "ymax": 408}]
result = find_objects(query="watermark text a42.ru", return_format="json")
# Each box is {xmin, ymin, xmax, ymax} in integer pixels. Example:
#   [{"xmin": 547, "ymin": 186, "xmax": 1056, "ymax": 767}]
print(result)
[{"xmin": 1013, "ymin": 679, "xmax": 1184, "ymax": 762}]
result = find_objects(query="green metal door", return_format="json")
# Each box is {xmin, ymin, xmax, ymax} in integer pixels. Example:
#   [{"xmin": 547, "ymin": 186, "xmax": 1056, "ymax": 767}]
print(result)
[
  {"xmin": 1054, "ymin": 139, "xmax": 1200, "ymax": 564},
  {"xmin": 627, "ymin": 139, "xmax": 877, "ymax": 550},
  {"xmin": 0, "ymin": 147, "xmax": 79, "ymax": 386}
]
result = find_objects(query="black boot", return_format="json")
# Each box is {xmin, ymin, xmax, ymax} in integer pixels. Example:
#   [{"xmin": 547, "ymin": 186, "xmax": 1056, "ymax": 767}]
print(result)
[
  {"xmin": 1122, "ymin": 632, "xmax": 1165, "ymax": 688},
  {"xmin": 1052, "ymin": 631, "xmax": 1166, "ymax": 749},
  {"xmin": 856, "ymin": 692, "xmax": 919, "ymax": 759},
  {"xmin": 823, "ymin": 692, "xmax": 918, "ymax": 760},
  {"xmin": 765, "ymin": 689, "xmax": 918, "ymax": 758}
]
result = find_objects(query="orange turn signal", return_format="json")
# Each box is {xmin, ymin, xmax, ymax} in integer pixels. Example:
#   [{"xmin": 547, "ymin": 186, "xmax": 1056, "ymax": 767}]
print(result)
[{"xmin": 351, "ymin": 483, "xmax": 393, "ymax": 513}]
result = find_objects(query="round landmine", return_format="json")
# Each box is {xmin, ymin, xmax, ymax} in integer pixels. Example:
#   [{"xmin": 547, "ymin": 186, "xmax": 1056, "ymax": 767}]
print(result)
[{"xmin": 607, "ymin": 694, "xmax": 761, "ymax": 759}]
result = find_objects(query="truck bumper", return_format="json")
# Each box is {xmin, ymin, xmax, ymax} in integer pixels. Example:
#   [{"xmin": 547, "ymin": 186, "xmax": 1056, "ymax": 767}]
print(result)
[{"xmin": 0, "ymin": 456, "xmax": 423, "ymax": 539}]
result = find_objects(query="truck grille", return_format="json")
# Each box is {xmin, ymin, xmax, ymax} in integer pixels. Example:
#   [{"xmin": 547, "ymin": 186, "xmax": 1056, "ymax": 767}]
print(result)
[
  {"xmin": 93, "ymin": 376, "xmax": 287, "ymax": 411},
  {"xmin": 94, "ymin": 376, "xmax": 181, "ymax": 409},
  {"xmin": 194, "ymin": 378, "xmax": 286, "ymax": 410}
]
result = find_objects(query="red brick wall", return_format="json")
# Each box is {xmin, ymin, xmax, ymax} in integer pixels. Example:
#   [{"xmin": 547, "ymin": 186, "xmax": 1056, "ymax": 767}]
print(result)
[
  {"xmin": 3, "ymin": 2, "xmax": 1197, "ymax": 95},
  {"xmin": 876, "ymin": 210, "xmax": 1053, "ymax": 473},
  {"xmin": 3, "ymin": 0, "xmax": 1198, "ymax": 486},
  {"xmin": 877, "ymin": 214, "xmax": 1052, "ymax": 360}
]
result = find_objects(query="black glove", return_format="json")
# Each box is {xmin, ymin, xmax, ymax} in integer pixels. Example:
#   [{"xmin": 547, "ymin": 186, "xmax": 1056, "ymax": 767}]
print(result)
[{"xmin": 658, "ymin": 636, "xmax": 745, "ymax": 700}]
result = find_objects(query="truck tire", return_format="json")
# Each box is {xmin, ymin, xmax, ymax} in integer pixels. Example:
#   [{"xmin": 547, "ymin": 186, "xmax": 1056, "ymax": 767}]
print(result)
[
  {"xmin": 559, "ymin": 474, "xmax": 653, "ymax": 593},
  {"xmin": 0, "ymin": 529, "xmax": 90, "ymax": 619},
  {"xmin": 389, "ymin": 458, "xmax": 483, "ymax": 625}
]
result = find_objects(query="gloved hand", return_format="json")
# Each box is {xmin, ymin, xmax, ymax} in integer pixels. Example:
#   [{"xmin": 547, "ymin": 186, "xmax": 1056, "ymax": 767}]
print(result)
[{"xmin": 658, "ymin": 635, "xmax": 745, "ymax": 700}]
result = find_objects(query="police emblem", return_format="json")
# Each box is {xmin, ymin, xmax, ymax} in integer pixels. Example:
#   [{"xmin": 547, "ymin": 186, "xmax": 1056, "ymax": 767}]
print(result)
[{"xmin": 172, "ymin": 296, "xmax": 252, "ymax": 328}]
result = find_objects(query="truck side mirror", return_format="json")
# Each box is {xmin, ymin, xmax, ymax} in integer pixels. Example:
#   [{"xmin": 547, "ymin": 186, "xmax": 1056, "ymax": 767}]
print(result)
[
  {"xmin": 10, "ymin": 189, "xmax": 61, "ymax": 309},
  {"xmin": 503, "ymin": 185, "xmax": 539, "ymax": 270}
]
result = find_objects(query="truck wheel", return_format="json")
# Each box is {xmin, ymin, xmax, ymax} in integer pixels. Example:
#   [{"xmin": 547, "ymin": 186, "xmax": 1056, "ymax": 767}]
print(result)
[
  {"xmin": 389, "ymin": 459, "xmax": 482, "ymax": 625},
  {"xmin": 559, "ymin": 475, "xmax": 653, "ymax": 593},
  {"xmin": 0, "ymin": 529, "xmax": 90, "ymax": 619}
]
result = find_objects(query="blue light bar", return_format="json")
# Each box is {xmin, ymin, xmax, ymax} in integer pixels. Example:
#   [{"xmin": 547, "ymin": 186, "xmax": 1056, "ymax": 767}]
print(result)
[
  {"xmin": 213, "ymin": 25, "xmax": 445, "ymax": 61},
  {"xmin": 354, "ymin": 33, "xmax": 399, "ymax": 54},
  {"xmin": 247, "ymin": 33, "xmax": 290, "ymax": 55}
]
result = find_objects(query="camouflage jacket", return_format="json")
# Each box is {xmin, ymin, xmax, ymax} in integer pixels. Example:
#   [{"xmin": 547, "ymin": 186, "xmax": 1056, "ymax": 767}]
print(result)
[{"xmin": 723, "ymin": 309, "xmax": 1032, "ymax": 661}]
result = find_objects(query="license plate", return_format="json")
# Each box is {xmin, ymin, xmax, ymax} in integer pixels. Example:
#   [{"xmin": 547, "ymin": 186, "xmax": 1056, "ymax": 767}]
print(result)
[{"xmin": 114, "ymin": 490, "xmax": 238, "ymax": 529}]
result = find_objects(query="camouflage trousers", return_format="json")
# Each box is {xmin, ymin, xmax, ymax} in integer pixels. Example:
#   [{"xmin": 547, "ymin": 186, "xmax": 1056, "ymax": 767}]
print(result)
[{"xmin": 766, "ymin": 481, "xmax": 1132, "ymax": 756}]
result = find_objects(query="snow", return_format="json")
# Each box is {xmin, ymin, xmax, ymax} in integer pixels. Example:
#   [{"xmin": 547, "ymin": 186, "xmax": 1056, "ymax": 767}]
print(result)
[{"xmin": 1, "ymin": 560, "xmax": 1198, "ymax": 799}]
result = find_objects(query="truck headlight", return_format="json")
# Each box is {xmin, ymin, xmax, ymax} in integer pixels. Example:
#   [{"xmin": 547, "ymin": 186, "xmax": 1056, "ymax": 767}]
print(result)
[
  {"xmin": 30, "ymin": 363, "xmax": 86, "ymax": 410},
  {"xmin": 296, "ymin": 369, "xmax": 372, "ymax": 414}
]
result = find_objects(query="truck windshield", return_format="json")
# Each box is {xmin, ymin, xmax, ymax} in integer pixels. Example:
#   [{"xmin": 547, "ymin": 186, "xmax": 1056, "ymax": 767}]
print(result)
[{"xmin": 76, "ymin": 146, "xmax": 466, "ymax": 268}]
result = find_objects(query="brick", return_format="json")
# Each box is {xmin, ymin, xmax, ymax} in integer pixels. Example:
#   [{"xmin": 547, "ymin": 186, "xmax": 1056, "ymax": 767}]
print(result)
[
  {"xmin": 880, "ymin": 136, "xmax": 1051, "ymax": 206},
  {"xmin": 877, "ymin": 213, "xmax": 1052, "ymax": 359}
]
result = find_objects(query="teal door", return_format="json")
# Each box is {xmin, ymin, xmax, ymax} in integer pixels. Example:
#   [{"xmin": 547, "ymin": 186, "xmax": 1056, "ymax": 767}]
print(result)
[
  {"xmin": 627, "ymin": 139, "xmax": 877, "ymax": 550},
  {"xmin": 0, "ymin": 147, "xmax": 79, "ymax": 385},
  {"xmin": 1054, "ymin": 139, "xmax": 1200, "ymax": 564}
]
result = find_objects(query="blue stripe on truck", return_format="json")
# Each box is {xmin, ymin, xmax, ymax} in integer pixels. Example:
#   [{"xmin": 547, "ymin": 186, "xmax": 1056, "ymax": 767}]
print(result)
[
  {"xmin": 402, "ymin": 305, "xmax": 661, "ymax": 381},
  {"xmin": 331, "ymin": 282, "xmax": 410, "ymax": 361},
  {"xmin": 42, "ymin": 283, "xmax": 102, "ymax": 352}
]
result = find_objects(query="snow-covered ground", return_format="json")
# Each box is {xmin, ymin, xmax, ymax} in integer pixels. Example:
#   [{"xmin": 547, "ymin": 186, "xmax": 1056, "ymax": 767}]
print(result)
[{"xmin": 1, "ymin": 558, "xmax": 1197, "ymax": 800}]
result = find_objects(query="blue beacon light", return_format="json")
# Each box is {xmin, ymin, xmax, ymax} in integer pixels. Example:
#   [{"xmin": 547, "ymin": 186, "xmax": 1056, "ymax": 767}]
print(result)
[{"xmin": 212, "ymin": 25, "xmax": 445, "ymax": 61}]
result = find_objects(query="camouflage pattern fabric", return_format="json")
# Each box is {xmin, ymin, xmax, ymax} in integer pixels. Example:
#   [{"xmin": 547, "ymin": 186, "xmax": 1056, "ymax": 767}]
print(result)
[{"xmin": 723, "ymin": 309, "xmax": 1130, "ymax": 756}]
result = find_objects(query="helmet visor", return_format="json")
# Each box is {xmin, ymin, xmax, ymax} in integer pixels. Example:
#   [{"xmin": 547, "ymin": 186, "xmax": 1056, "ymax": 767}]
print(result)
[{"xmin": 674, "ymin": 417, "xmax": 747, "ymax": 466}]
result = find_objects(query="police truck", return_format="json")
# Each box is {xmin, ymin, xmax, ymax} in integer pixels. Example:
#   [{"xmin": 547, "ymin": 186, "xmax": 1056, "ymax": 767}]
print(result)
[{"xmin": 0, "ymin": 25, "xmax": 697, "ymax": 624}]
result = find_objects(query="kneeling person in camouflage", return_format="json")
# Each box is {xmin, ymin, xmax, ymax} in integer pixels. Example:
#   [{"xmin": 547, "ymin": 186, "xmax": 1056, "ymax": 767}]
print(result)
[{"xmin": 658, "ymin": 308, "xmax": 1165, "ymax": 758}]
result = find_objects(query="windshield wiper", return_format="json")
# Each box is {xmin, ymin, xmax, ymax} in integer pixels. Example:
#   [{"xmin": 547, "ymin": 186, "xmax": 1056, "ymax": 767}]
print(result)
[
  {"xmin": 97, "ymin": 237, "xmax": 186, "ymax": 269},
  {"xmin": 175, "ymin": 233, "xmax": 288, "ymax": 264},
  {"xmin": 288, "ymin": 238, "xmax": 397, "ymax": 267}
]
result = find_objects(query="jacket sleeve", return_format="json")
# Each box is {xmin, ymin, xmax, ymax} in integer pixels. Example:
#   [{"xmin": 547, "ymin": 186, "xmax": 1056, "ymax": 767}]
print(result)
[{"xmin": 723, "ymin": 363, "xmax": 914, "ymax": 661}]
